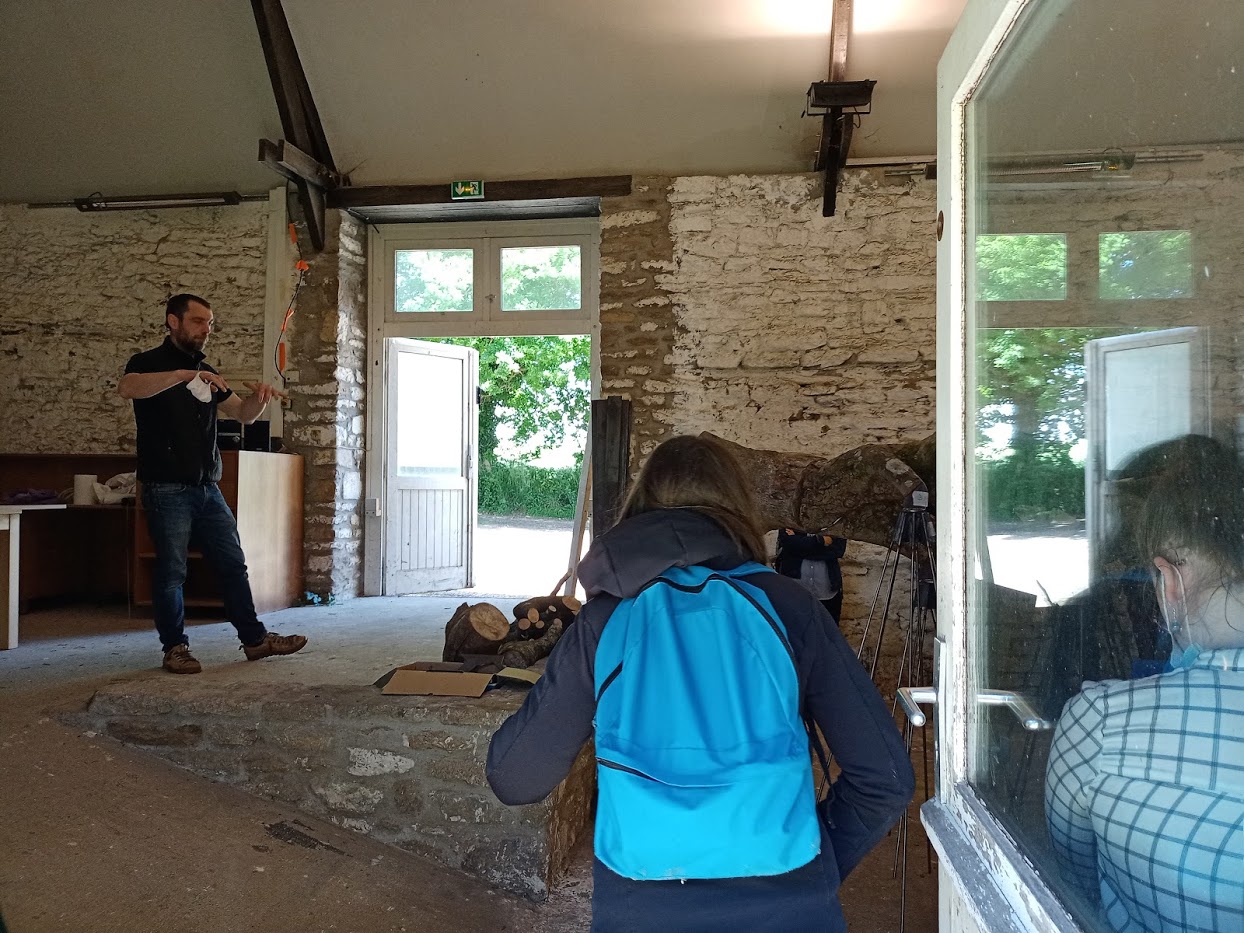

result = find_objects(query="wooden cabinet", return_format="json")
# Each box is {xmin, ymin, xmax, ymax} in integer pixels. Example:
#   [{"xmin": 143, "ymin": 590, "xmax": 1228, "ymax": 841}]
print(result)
[
  {"xmin": 0, "ymin": 454, "xmax": 137, "ymax": 605},
  {"xmin": 133, "ymin": 451, "xmax": 304, "ymax": 615}
]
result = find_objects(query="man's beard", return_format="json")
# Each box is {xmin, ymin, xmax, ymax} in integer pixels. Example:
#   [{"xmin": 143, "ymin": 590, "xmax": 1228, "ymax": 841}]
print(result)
[{"xmin": 171, "ymin": 330, "xmax": 207, "ymax": 354}]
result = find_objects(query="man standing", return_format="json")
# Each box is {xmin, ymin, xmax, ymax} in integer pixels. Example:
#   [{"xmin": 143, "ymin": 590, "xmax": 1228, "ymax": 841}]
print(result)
[{"xmin": 118, "ymin": 294, "xmax": 307, "ymax": 674}]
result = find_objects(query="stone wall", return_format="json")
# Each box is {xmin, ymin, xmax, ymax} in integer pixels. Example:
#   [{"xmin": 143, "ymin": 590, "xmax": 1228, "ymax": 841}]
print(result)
[
  {"xmin": 0, "ymin": 202, "xmax": 270, "ymax": 455},
  {"xmin": 79, "ymin": 679, "xmax": 595, "ymax": 901},
  {"xmin": 599, "ymin": 170, "xmax": 939, "ymax": 642},
  {"xmin": 598, "ymin": 176, "xmax": 678, "ymax": 456},
  {"xmin": 284, "ymin": 210, "xmax": 367, "ymax": 601}
]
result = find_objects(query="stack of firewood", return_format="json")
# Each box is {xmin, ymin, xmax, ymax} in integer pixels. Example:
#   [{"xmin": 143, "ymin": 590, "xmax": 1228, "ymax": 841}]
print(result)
[
  {"xmin": 512, "ymin": 595, "xmax": 582, "ymax": 639},
  {"xmin": 441, "ymin": 591, "xmax": 583, "ymax": 669}
]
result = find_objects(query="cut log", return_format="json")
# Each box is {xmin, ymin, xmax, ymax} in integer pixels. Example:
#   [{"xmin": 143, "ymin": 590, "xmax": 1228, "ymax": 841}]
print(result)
[
  {"xmin": 705, "ymin": 432, "xmax": 934, "ymax": 549},
  {"xmin": 499, "ymin": 618, "xmax": 565, "ymax": 668},
  {"xmin": 513, "ymin": 595, "xmax": 581, "ymax": 627},
  {"xmin": 442, "ymin": 602, "xmax": 510, "ymax": 662}
]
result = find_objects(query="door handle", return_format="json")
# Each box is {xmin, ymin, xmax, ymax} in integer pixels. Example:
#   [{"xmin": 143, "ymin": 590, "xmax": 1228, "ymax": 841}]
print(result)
[
  {"xmin": 898, "ymin": 686, "xmax": 937, "ymax": 726},
  {"xmin": 897, "ymin": 686, "xmax": 1053, "ymax": 731}
]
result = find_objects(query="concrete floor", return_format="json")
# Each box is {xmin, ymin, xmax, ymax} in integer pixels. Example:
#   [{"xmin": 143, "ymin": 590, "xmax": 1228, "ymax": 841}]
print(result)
[{"xmin": 0, "ymin": 591, "xmax": 936, "ymax": 932}]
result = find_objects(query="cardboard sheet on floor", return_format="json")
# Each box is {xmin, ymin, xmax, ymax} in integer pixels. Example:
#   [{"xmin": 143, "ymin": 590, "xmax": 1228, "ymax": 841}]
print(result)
[
  {"xmin": 495, "ymin": 667, "xmax": 541, "ymax": 685},
  {"xmin": 378, "ymin": 663, "xmax": 494, "ymax": 697}
]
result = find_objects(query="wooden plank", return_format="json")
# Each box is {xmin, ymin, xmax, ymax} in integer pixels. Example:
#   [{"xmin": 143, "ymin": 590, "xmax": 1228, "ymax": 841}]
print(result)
[
  {"xmin": 329, "ymin": 176, "xmax": 633, "ymax": 210},
  {"xmin": 590, "ymin": 397, "xmax": 631, "ymax": 538},
  {"xmin": 563, "ymin": 436, "xmax": 593, "ymax": 596},
  {"xmin": 258, "ymin": 138, "xmax": 341, "ymax": 189}
]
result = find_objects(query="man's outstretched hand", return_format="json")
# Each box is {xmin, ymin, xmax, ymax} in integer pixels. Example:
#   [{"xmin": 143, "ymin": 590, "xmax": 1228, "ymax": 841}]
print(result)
[{"xmin": 243, "ymin": 381, "xmax": 288, "ymax": 406}]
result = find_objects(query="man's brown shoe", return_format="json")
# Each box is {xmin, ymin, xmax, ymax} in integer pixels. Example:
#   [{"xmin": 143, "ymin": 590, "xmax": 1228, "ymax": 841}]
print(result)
[
  {"xmin": 243, "ymin": 632, "xmax": 308, "ymax": 661},
  {"xmin": 163, "ymin": 645, "xmax": 202, "ymax": 674}
]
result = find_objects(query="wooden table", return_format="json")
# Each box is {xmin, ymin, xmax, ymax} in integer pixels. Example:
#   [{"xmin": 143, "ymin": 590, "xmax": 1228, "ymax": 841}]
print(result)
[{"xmin": 1, "ymin": 504, "xmax": 67, "ymax": 649}]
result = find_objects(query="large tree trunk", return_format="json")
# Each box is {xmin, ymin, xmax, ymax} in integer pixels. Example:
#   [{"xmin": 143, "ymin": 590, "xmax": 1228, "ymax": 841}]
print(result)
[
  {"xmin": 442, "ymin": 602, "xmax": 511, "ymax": 662},
  {"xmin": 707, "ymin": 433, "xmax": 934, "ymax": 549}
]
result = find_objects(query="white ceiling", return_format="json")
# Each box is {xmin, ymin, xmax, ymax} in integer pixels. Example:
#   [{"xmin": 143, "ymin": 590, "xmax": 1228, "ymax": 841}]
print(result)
[{"xmin": 0, "ymin": 0, "xmax": 966, "ymax": 203}]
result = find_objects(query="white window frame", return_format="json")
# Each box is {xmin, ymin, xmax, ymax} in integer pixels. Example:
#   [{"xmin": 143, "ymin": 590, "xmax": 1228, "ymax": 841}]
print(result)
[
  {"xmin": 378, "ymin": 219, "xmax": 600, "ymax": 334},
  {"xmin": 363, "ymin": 217, "xmax": 602, "ymax": 596},
  {"xmin": 928, "ymin": 0, "xmax": 1085, "ymax": 931}
]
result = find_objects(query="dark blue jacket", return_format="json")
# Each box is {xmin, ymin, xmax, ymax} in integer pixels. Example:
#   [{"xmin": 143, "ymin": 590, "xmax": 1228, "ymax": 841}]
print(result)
[
  {"xmin": 775, "ymin": 528, "xmax": 847, "ymax": 594},
  {"xmin": 487, "ymin": 509, "xmax": 914, "ymax": 933}
]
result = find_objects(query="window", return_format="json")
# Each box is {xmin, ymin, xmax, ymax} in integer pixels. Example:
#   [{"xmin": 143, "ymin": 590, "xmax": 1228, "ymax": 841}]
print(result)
[
  {"xmin": 394, "ymin": 248, "xmax": 474, "ymax": 313},
  {"xmin": 380, "ymin": 220, "xmax": 598, "ymax": 330},
  {"xmin": 500, "ymin": 245, "xmax": 582, "ymax": 312}
]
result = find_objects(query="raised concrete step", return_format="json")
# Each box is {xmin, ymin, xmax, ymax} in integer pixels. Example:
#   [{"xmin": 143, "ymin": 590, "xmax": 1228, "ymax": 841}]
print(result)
[{"xmin": 78, "ymin": 680, "xmax": 593, "ymax": 900}]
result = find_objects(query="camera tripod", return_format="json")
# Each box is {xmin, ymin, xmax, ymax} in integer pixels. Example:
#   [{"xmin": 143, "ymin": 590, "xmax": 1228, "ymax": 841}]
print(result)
[{"xmin": 853, "ymin": 491, "xmax": 937, "ymax": 933}]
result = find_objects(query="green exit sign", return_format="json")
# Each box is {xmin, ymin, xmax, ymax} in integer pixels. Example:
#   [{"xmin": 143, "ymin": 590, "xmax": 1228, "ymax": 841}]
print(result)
[{"xmin": 451, "ymin": 180, "xmax": 484, "ymax": 200}]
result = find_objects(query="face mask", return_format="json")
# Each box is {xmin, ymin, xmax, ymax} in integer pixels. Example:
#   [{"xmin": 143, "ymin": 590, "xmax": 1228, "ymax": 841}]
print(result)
[
  {"xmin": 187, "ymin": 376, "xmax": 213, "ymax": 403},
  {"xmin": 1165, "ymin": 642, "xmax": 1205, "ymax": 671}
]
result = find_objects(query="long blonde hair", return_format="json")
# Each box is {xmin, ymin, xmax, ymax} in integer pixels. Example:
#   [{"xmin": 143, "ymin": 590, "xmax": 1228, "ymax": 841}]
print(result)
[{"xmin": 617, "ymin": 434, "xmax": 767, "ymax": 562}]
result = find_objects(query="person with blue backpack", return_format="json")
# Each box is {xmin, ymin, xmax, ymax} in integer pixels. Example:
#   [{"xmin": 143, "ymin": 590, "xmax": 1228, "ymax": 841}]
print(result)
[{"xmin": 487, "ymin": 433, "xmax": 915, "ymax": 933}]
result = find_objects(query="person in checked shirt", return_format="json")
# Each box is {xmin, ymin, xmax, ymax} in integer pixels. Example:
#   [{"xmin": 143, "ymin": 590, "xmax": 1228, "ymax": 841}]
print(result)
[{"xmin": 1045, "ymin": 435, "xmax": 1244, "ymax": 932}]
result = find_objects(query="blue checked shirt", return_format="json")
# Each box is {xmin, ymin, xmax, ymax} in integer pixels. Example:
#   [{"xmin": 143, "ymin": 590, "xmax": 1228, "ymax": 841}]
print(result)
[{"xmin": 1046, "ymin": 648, "xmax": 1244, "ymax": 932}]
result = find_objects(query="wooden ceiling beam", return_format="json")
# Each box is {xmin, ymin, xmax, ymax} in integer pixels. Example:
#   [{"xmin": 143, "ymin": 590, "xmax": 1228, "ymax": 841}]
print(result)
[
  {"xmin": 250, "ymin": 0, "xmax": 341, "ymax": 251},
  {"xmin": 815, "ymin": 0, "xmax": 872, "ymax": 217},
  {"xmin": 329, "ymin": 176, "xmax": 633, "ymax": 210}
]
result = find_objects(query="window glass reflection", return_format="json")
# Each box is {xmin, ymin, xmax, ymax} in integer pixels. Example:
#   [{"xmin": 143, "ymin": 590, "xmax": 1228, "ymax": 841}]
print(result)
[
  {"xmin": 977, "ymin": 234, "xmax": 1068, "ymax": 300},
  {"xmin": 964, "ymin": 1, "xmax": 1244, "ymax": 929},
  {"xmin": 1099, "ymin": 231, "xmax": 1194, "ymax": 300}
]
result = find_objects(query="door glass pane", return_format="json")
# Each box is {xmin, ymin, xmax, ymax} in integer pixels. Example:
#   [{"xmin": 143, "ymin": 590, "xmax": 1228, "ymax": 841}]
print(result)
[
  {"xmin": 394, "ymin": 248, "xmax": 473, "ymax": 313},
  {"xmin": 965, "ymin": 2, "xmax": 1244, "ymax": 930},
  {"xmin": 395, "ymin": 351, "xmax": 463, "ymax": 475},
  {"xmin": 500, "ymin": 245, "xmax": 582, "ymax": 311}
]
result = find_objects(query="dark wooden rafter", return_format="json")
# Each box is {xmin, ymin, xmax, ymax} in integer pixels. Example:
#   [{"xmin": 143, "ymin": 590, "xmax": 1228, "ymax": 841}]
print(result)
[
  {"xmin": 814, "ymin": 0, "xmax": 869, "ymax": 217},
  {"xmin": 329, "ymin": 175, "xmax": 633, "ymax": 210},
  {"xmin": 251, "ymin": 0, "xmax": 343, "ymax": 251}
]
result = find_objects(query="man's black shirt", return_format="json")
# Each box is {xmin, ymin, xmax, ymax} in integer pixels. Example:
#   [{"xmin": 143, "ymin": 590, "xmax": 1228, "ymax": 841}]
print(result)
[{"xmin": 125, "ymin": 337, "xmax": 234, "ymax": 485}]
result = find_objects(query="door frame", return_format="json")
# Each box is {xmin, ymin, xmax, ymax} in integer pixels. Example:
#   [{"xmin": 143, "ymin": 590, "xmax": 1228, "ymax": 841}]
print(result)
[
  {"xmin": 364, "ymin": 218, "xmax": 602, "ymax": 597},
  {"xmin": 928, "ymin": 0, "xmax": 1084, "ymax": 931}
]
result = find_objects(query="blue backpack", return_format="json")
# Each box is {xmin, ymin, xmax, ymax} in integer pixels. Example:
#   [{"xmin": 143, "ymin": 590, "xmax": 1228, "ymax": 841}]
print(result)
[{"xmin": 592, "ymin": 562, "xmax": 822, "ymax": 880}]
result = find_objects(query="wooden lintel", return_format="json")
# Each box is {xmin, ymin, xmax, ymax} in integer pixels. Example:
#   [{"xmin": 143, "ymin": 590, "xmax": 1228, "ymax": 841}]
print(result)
[
  {"xmin": 259, "ymin": 138, "xmax": 343, "ymax": 190},
  {"xmin": 328, "ymin": 175, "xmax": 633, "ymax": 210}
]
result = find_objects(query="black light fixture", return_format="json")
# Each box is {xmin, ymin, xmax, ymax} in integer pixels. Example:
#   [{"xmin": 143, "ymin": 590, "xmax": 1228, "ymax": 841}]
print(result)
[
  {"xmin": 804, "ymin": 79, "xmax": 878, "ymax": 216},
  {"xmin": 805, "ymin": 80, "xmax": 876, "ymax": 116},
  {"xmin": 71, "ymin": 191, "xmax": 244, "ymax": 212}
]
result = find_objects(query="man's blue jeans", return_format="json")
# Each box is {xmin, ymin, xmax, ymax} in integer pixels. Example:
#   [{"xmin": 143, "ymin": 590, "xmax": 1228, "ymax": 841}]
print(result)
[{"xmin": 141, "ymin": 482, "xmax": 267, "ymax": 652}]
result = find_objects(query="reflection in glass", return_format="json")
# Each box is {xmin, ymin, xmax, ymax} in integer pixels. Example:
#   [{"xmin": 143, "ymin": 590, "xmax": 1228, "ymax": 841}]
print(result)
[
  {"xmin": 395, "ymin": 352, "xmax": 463, "ymax": 476},
  {"xmin": 395, "ymin": 249, "xmax": 473, "ymax": 313},
  {"xmin": 500, "ymin": 246, "xmax": 582, "ymax": 311},
  {"xmin": 977, "ymin": 234, "xmax": 1067, "ymax": 300},
  {"xmin": 1099, "ymin": 231, "xmax": 1193, "ymax": 300},
  {"xmin": 962, "ymin": 0, "xmax": 1244, "ymax": 929}
]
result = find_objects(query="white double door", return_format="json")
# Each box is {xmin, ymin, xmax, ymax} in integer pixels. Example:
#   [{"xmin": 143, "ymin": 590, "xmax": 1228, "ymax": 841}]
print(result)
[{"xmin": 383, "ymin": 338, "xmax": 478, "ymax": 594}]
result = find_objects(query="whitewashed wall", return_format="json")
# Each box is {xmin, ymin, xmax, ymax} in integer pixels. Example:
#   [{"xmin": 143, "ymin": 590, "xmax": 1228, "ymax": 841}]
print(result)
[{"xmin": 0, "ymin": 202, "xmax": 270, "ymax": 454}]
